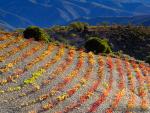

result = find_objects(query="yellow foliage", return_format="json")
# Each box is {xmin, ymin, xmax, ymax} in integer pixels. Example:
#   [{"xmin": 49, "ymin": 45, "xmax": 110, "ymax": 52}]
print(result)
[
  {"xmin": 57, "ymin": 93, "xmax": 69, "ymax": 101},
  {"xmin": 7, "ymin": 63, "xmax": 13, "ymax": 68}
]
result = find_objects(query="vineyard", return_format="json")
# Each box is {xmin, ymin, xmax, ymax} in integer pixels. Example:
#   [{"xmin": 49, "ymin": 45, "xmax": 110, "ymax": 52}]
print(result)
[{"xmin": 0, "ymin": 33, "xmax": 150, "ymax": 113}]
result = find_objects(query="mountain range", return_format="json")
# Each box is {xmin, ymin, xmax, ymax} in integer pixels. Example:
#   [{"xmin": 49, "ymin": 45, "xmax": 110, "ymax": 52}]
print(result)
[
  {"xmin": 74, "ymin": 15, "xmax": 150, "ymax": 26},
  {"xmin": 0, "ymin": 0, "xmax": 150, "ymax": 30}
]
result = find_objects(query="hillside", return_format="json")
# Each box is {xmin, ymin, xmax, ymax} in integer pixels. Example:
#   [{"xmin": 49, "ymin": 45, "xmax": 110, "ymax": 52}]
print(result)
[
  {"xmin": 0, "ymin": 32, "xmax": 150, "ymax": 113},
  {"xmin": 47, "ymin": 25, "xmax": 150, "ymax": 62},
  {"xmin": 0, "ymin": 0, "xmax": 150, "ymax": 28}
]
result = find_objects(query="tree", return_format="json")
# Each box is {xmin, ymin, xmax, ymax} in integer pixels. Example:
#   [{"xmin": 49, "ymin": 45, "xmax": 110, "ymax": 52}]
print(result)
[
  {"xmin": 23, "ymin": 26, "xmax": 50, "ymax": 42},
  {"xmin": 85, "ymin": 37, "xmax": 112, "ymax": 54},
  {"xmin": 69, "ymin": 22, "xmax": 89, "ymax": 32}
]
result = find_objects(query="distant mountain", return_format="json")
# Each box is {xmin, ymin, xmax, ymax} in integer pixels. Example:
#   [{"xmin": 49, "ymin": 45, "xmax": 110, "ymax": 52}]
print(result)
[
  {"xmin": 0, "ymin": 0, "xmax": 150, "ymax": 29},
  {"xmin": 72, "ymin": 15, "xmax": 150, "ymax": 26}
]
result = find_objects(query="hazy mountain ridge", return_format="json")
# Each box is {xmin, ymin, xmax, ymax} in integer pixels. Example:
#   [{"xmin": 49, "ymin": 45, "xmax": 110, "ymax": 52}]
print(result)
[
  {"xmin": 73, "ymin": 15, "xmax": 150, "ymax": 26},
  {"xmin": 0, "ymin": 0, "xmax": 150, "ymax": 29}
]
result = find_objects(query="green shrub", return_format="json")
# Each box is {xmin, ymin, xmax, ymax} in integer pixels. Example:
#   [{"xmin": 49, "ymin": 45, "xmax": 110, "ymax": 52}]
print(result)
[
  {"xmin": 69, "ymin": 22, "xmax": 89, "ymax": 32},
  {"xmin": 58, "ymin": 36, "xmax": 70, "ymax": 45},
  {"xmin": 115, "ymin": 50, "xmax": 123, "ymax": 57},
  {"xmin": 23, "ymin": 26, "xmax": 50, "ymax": 42},
  {"xmin": 85, "ymin": 37, "xmax": 112, "ymax": 54}
]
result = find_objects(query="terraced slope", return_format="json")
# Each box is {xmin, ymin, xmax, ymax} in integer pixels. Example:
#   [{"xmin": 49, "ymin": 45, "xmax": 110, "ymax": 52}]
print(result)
[{"xmin": 0, "ymin": 33, "xmax": 150, "ymax": 113}]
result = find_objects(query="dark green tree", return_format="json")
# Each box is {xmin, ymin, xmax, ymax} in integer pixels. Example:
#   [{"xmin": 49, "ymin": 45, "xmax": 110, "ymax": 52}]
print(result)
[
  {"xmin": 23, "ymin": 26, "xmax": 50, "ymax": 42},
  {"xmin": 85, "ymin": 37, "xmax": 112, "ymax": 54}
]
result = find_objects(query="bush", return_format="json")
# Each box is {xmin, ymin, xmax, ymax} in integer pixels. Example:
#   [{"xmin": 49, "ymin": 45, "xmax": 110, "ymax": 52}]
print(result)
[
  {"xmin": 59, "ymin": 36, "xmax": 70, "ymax": 45},
  {"xmin": 69, "ymin": 22, "xmax": 89, "ymax": 32},
  {"xmin": 23, "ymin": 26, "xmax": 50, "ymax": 42},
  {"xmin": 85, "ymin": 37, "xmax": 112, "ymax": 54}
]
